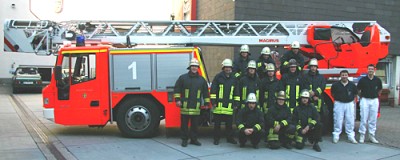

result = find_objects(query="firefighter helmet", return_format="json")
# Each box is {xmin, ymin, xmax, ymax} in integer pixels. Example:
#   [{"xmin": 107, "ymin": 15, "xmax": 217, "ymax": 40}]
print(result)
[
  {"xmin": 189, "ymin": 58, "xmax": 199, "ymax": 67},
  {"xmin": 261, "ymin": 47, "xmax": 271, "ymax": 55},
  {"xmin": 247, "ymin": 60, "xmax": 257, "ymax": 69},
  {"xmin": 277, "ymin": 91, "xmax": 286, "ymax": 100},
  {"xmin": 240, "ymin": 44, "xmax": 250, "ymax": 53},
  {"xmin": 266, "ymin": 63, "xmax": 275, "ymax": 71},
  {"xmin": 300, "ymin": 90, "xmax": 310, "ymax": 98},
  {"xmin": 309, "ymin": 58, "xmax": 318, "ymax": 66},
  {"xmin": 247, "ymin": 93, "xmax": 257, "ymax": 103},
  {"xmin": 289, "ymin": 59, "xmax": 298, "ymax": 67},
  {"xmin": 221, "ymin": 59, "xmax": 233, "ymax": 68},
  {"xmin": 291, "ymin": 41, "xmax": 300, "ymax": 49}
]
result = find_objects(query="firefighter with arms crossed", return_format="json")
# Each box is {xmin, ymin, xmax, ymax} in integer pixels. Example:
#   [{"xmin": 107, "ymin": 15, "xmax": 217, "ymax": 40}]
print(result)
[
  {"xmin": 210, "ymin": 59, "xmax": 239, "ymax": 145},
  {"xmin": 174, "ymin": 58, "xmax": 210, "ymax": 147}
]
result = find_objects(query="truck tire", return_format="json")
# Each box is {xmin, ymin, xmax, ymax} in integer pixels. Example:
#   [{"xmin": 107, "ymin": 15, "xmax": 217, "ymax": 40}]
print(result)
[{"xmin": 116, "ymin": 97, "xmax": 160, "ymax": 138}]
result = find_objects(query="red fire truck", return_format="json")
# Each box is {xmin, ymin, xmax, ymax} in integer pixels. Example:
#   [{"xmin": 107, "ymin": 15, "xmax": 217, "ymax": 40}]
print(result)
[{"xmin": 4, "ymin": 20, "xmax": 390, "ymax": 137}]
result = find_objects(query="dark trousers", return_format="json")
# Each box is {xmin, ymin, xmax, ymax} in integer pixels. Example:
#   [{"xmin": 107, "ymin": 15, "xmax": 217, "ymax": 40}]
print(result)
[
  {"xmin": 295, "ymin": 123, "xmax": 322, "ymax": 149},
  {"xmin": 213, "ymin": 114, "xmax": 234, "ymax": 140},
  {"xmin": 181, "ymin": 114, "xmax": 200, "ymax": 141},
  {"xmin": 239, "ymin": 130, "xmax": 262, "ymax": 145}
]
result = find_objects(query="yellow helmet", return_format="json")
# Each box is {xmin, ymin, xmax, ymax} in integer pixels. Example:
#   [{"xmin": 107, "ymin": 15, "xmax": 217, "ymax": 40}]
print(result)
[
  {"xmin": 266, "ymin": 63, "xmax": 275, "ymax": 71},
  {"xmin": 300, "ymin": 89, "xmax": 310, "ymax": 98},
  {"xmin": 247, "ymin": 60, "xmax": 257, "ymax": 69},
  {"xmin": 291, "ymin": 41, "xmax": 300, "ymax": 49},
  {"xmin": 309, "ymin": 58, "xmax": 318, "ymax": 66},
  {"xmin": 261, "ymin": 47, "xmax": 271, "ymax": 55},
  {"xmin": 247, "ymin": 93, "xmax": 257, "ymax": 103},
  {"xmin": 221, "ymin": 59, "xmax": 233, "ymax": 68},
  {"xmin": 240, "ymin": 44, "xmax": 250, "ymax": 53},
  {"xmin": 277, "ymin": 91, "xmax": 286, "ymax": 100}
]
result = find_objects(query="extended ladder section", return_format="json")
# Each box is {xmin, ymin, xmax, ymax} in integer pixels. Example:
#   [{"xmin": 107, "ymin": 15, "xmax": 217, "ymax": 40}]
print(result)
[{"xmin": 4, "ymin": 19, "xmax": 390, "ymax": 55}]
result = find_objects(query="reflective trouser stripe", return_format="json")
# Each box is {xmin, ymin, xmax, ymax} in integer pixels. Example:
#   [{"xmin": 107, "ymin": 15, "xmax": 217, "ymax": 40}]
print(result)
[
  {"xmin": 267, "ymin": 128, "xmax": 279, "ymax": 141},
  {"xmin": 295, "ymin": 85, "xmax": 299, "ymax": 107},
  {"xmin": 285, "ymin": 86, "xmax": 290, "ymax": 107},
  {"xmin": 295, "ymin": 131, "xmax": 303, "ymax": 143},
  {"xmin": 241, "ymin": 87, "xmax": 247, "ymax": 108}
]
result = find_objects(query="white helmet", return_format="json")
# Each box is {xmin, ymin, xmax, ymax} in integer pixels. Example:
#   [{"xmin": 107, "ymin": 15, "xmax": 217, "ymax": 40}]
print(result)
[
  {"xmin": 189, "ymin": 58, "xmax": 199, "ymax": 67},
  {"xmin": 289, "ymin": 59, "xmax": 298, "ymax": 67},
  {"xmin": 222, "ymin": 59, "xmax": 233, "ymax": 68},
  {"xmin": 266, "ymin": 63, "xmax": 275, "ymax": 71},
  {"xmin": 247, "ymin": 93, "xmax": 257, "ymax": 103},
  {"xmin": 247, "ymin": 60, "xmax": 257, "ymax": 69},
  {"xmin": 261, "ymin": 47, "xmax": 271, "ymax": 55},
  {"xmin": 309, "ymin": 58, "xmax": 318, "ymax": 66},
  {"xmin": 240, "ymin": 44, "xmax": 250, "ymax": 53},
  {"xmin": 291, "ymin": 41, "xmax": 300, "ymax": 49},
  {"xmin": 300, "ymin": 90, "xmax": 310, "ymax": 98}
]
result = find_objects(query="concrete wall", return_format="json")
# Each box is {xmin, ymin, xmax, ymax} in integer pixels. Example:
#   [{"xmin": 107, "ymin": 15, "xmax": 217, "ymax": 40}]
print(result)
[{"xmin": 197, "ymin": 0, "xmax": 235, "ymax": 81}]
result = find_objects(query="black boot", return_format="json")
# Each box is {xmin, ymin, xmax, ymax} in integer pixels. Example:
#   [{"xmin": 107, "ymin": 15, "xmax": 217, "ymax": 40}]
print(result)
[
  {"xmin": 181, "ymin": 140, "xmax": 188, "ymax": 147},
  {"xmin": 313, "ymin": 143, "xmax": 321, "ymax": 152},
  {"xmin": 213, "ymin": 139, "xmax": 219, "ymax": 145},
  {"xmin": 190, "ymin": 139, "xmax": 202, "ymax": 146}
]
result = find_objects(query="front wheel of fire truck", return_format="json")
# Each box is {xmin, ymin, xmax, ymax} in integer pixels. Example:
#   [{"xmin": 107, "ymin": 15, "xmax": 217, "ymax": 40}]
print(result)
[{"xmin": 116, "ymin": 97, "xmax": 160, "ymax": 138}]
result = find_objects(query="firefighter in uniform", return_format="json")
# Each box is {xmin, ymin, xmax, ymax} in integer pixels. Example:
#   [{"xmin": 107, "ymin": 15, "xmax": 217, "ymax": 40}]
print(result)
[
  {"xmin": 260, "ymin": 63, "xmax": 279, "ymax": 114},
  {"xmin": 280, "ymin": 41, "xmax": 305, "ymax": 74},
  {"xmin": 293, "ymin": 90, "xmax": 322, "ymax": 152},
  {"xmin": 233, "ymin": 44, "xmax": 252, "ymax": 78},
  {"xmin": 331, "ymin": 70, "xmax": 358, "ymax": 144},
  {"xmin": 279, "ymin": 59, "xmax": 306, "ymax": 113},
  {"xmin": 174, "ymin": 58, "xmax": 210, "ymax": 147},
  {"xmin": 265, "ymin": 91, "xmax": 296, "ymax": 149},
  {"xmin": 238, "ymin": 60, "xmax": 261, "ymax": 109},
  {"xmin": 256, "ymin": 47, "xmax": 276, "ymax": 79},
  {"xmin": 357, "ymin": 64, "xmax": 382, "ymax": 144},
  {"xmin": 210, "ymin": 59, "xmax": 239, "ymax": 145},
  {"xmin": 236, "ymin": 93, "xmax": 264, "ymax": 149},
  {"xmin": 303, "ymin": 58, "xmax": 327, "ymax": 133}
]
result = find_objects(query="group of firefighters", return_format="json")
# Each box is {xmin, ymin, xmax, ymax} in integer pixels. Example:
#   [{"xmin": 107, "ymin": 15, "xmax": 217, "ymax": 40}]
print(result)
[{"xmin": 173, "ymin": 42, "xmax": 382, "ymax": 153}]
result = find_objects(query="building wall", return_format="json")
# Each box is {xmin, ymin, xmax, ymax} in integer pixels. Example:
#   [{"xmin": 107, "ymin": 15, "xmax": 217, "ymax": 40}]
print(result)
[
  {"xmin": 234, "ymin": 0, "xmax": 399, "ymax": 56},
  {"xmin": 197, "ymin": 0, "xmax": 235, "ymax": 81}
]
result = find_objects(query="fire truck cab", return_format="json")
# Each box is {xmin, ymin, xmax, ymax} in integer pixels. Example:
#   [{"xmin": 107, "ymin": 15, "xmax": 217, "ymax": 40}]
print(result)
[{"xmin": 43, "ymin": 46, "xmax": 207, "ymax": 137}]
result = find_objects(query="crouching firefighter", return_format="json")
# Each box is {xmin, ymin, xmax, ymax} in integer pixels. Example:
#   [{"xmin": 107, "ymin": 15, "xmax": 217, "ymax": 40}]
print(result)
[
  {"xmin": 210, "ymin": 59, "xmax": 239, "ymax": 145},
  {"xmin": 174, "ymin": 58, "xmax": 210, "ymax": 147},
  {"xmin": 265, "ymin": 91, "xmax": 296, "ymax": 149},
  {"xmin": 292, "ymin": 90, "xmax": 322, "ymax": 152},
  {"xmin": 236, "ymin": 93, "xmax": 264, "ymax": 149}
]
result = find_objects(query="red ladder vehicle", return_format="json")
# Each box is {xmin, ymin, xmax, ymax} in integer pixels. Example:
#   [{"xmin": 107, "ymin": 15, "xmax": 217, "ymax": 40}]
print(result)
[{"xmin": 4, "ymin": 20, "xmax": 390, "ymax": 137}]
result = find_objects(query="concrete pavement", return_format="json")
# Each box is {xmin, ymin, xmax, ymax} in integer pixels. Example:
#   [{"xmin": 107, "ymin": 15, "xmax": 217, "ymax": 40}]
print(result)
[{"xmin": 1, "ymin": 92, "xmax": 400, "ymax": 160}]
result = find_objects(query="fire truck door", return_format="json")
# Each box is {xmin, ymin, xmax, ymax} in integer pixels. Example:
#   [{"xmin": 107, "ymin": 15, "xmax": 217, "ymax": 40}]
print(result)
[{"xmin": 56, "ymin": 53, "xmax": 104, "ymax": 125}]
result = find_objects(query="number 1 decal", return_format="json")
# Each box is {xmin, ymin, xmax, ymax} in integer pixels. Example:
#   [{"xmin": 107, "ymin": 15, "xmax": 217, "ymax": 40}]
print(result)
[{"xmin": 128, "ymin": 61, "xmax": 137, "ymax": 80}]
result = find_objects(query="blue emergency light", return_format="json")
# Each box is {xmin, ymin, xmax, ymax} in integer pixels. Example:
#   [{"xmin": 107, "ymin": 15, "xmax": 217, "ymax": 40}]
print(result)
[{"xmin": 76, "ymin": 35, "xmax": 85, "ymax": 47}]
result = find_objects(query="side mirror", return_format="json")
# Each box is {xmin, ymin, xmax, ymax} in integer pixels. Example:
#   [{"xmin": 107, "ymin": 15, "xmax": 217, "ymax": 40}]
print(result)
[{"xmin": 54, "ymin": 66, "xmax": 62, "ymax": 81}]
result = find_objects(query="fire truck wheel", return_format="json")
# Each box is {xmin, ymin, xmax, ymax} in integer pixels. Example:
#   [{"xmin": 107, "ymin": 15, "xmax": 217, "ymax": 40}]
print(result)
[{"xmin": 117, "ymin": 98, "xmax": 160, "ymax": 138}]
